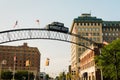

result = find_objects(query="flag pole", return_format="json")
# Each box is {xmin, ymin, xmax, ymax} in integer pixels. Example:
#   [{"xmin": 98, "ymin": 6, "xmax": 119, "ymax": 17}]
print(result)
[
  {"xmin": 13, "ymin": 21, "xmax": 18, "ymax": 28},
  {"xmin": 13, "ymin": 55, "xmax": 16, "ymax": 80},
  {"xmin": 36, "ymin": 20, "xmax": 40, "ymax": 27},
  {"xmin": 13, "ymin": 61, "xmax": 15, "ymax": 80}
]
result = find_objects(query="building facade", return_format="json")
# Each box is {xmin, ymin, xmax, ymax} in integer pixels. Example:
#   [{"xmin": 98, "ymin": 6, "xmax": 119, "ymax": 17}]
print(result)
[
  {"xmin": 70, "ymin": 13, "xmax": 103, "ymax": 79},
  {"xmin": 0, "ymin": 43, "xmax": 41, "ymax": 76},
  {"xmin": 70, "ymin": 13, "xmax": 120, "ymax": 80},
  {"xmin": 80, "ymin": 46, "xmax": 101, "ymax": 80},
  {"xmin": 102, "ymin": 21, "xmax": 120, "ymax": 43}
]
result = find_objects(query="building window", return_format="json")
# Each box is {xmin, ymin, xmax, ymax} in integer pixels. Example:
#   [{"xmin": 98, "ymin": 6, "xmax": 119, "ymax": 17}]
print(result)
[
  {"xmin": 86, "ymin": 42, "xmax": 89, "ymax": 46},
  {"xmin": 97, "ymin": 33, "xmax": 99, "ymax": 36},
  {"xmin": 88, "ymin": 23, "xmax": 89, "ymax": 26},
  {"xmin": 89, "ymin": 76, "xmax": 91, "ymax": 80},
  {"xmin": 103, "ymin": 28, "xmax": 105, "ymax": 31},
  {"xmin": 86, "ymin": 28, "xmax": 88, "ymax": 31},
  {"xmin": 107, "ymin": 28, "xmax": 110, "ymax": 31},
  {"xmin": 84, "ymin": 23, "xmax": 86, "ymax": 26},
  {"xmin": 113, "ymin": 33, "xmax": 115, "ymax": 36},
  {"xmin": 82, "ymin": 48, "xmax": 85, "ymax": 52},
  {"xmin": 116, "ymin": 33, "xmax": 118, "ymax": 36},
  {"xmin": 91, "ymin": 23, "xmax": 93, "ymax": 26},
  {"xmin": 86, "ymin": 33, "xmax": 88, "ymax": 36},
  {"xmin": 116, "ymin": 28, "xmax": 118, "ymax": 31},
  {"xmin": 82, "ymin": 28, "xmax": 84, "ymax": 31},
  {"xmin": 102, "ymin": 33, "xmax": 103, "ymax": 36},
  {"xmin": 93, "ymin": 38, "xmax": 96, "ymax": 41},
  {"xmin": 103, "ymin": 23, "xmax": 106, "ymax": 26},
  {"xmin": 113, "ymin": 28, "xmax": 115, "ymax": 31},
  {"xmin": 96, "ymin": 28, "xmax": 99, "ymax": 31},
  {"xmin": 105, "ymin": 33, "xmax": 107, "ymax": 36},
  {"xmin": 94, "ymin": 23, "xmax": 96, "ymax": 26},
  {"xmin": 89, "ymin": 28, "xmax": 91, "ymax": 31},
  {"xmin": 97, "ymin": 38, "xmax": 100, "ymax": 42},
  {"xmin": 109, "ymin": 33, "xmax": 111, "ymax": 36},
  {"xmin": 79, "ymin": 48, "xmax": 81, "ymax": 51},
  {"xmin": 80, "ymin": 23, "xmax": 83, "ymax": 26},
  {"xmin": 77, "ymin": 23, "xmax": 79, "ymax": 26},
  {"xmin": 78, "ymin": 28, "xmax": 81, "ymax": 31},
  {"xmin": 98, "ymin": 23, "xmax": 100, "ymax": 26}
]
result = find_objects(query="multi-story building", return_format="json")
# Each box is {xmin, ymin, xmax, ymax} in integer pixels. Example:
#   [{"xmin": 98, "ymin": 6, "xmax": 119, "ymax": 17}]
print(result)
[
  {"xmin": 70, "ymin": 13, "xmax": 103, "ymax": 79},
  {"xmin": 70, "ymin": 13, "xmax": 120, "ymax": 80},
  {"xmin": 0, "ymin": 43, "xmax": 41, "ymax": 76},
  {"xmin": 80, "ymin": 46, "xmax": 101, "ymax": 80},
  {"xmin": 102, "ymin": 21, "xmax": 120, "ymax": 43}
]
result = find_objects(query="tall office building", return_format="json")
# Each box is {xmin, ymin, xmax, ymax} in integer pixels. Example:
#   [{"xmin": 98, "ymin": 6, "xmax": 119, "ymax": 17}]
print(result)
[
  {"xmin": 70, "ymin": 13, "xmax": 102, "ymax": 77},
  {"xmin": 70, "ymin": 13, "xmax": 120, "ymax": 80},
  {"xmin": 0, "ymin": 43, "xmax": 41, "ymax": 76}
]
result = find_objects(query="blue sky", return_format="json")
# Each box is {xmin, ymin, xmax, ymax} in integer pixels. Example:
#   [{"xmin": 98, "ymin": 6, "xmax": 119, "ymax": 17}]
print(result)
[{"xmin": 0, "ymin": 0, "xmax": 120, "ymax": 77}]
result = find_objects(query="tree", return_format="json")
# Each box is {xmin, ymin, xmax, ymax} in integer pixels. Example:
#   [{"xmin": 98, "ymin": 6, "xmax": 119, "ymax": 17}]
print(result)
[
  {"xmin": 66, "ymin": 72, "xmax": 72, "ymax": 80},
  {"xmin": 15, "ymin": 71, "xmax": 28, "ymax": 80},
  {"xmin": 15, "ymin": 70, "xmax": 34, "ymax": 80},
  {"xmin": 58, "ymin": 72, "xmax": 66, "ymax": 80},
  {"xmin": 45, "ymin": 74, "xmax": 49, "ymax": 80},
  {"xmin": 95, "ymin": 39, "xmax": 120, "ymax": 80},
  {"xmin": 1, "ymin": 70, "xmax": 13, "ymax": 80}
]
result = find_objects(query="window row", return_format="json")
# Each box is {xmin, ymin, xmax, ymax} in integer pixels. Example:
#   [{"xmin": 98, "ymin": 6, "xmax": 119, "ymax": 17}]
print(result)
[
  {"xmin": 78, "ymin": 48, "xmax": 86, "ymax": 52},
  {"xmin": 78, "ymin": 28, "xmax": 100, "ymax": 31},
  {"xmin": 102, "ymin": 28, "xmax": 119, "ymax": 31},
  {"xmin": 103, "ymin": 37, "xmax": 118, "ymax": 42},
  {"xmin": 103, "ymin": 23, "xmax": 120, "ymax": 27},
  {"xmin": 79, "ymin": 32, "xmax": 100, "ymax": 36},
  {"xmin": 80, "ymin": 60, "xmax": 94, "ymax": 70},
  {"xmin": 103, "ymin": 33, "xmax": 119, "ymax": 36},
  {"xmin": 79, "ymin": 38, "xmax": 100, "ymax": 43},
  {"xmin": 76, "ymin": 23, "xmax": 101, "ymax": 26}
]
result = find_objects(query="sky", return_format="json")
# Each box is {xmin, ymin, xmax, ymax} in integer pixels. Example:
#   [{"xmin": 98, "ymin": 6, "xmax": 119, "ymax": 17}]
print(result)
[{"xmin": 0, "ymin": 0, "xmax": 120, "ymax": 78}]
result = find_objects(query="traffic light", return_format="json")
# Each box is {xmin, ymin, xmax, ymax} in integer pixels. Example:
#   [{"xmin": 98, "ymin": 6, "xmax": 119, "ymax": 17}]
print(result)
[
  {"xmin": 45, "ymin": 58, "xmax": 50, "ymax": 66},
  {"xmin": 71, "ymin": 71, "xmax": 76, "ymax": 75}
]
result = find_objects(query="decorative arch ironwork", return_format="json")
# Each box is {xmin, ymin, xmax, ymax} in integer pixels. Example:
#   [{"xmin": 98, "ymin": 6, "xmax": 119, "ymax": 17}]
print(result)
[{"xmin": 0, "ymin": 28, "xmax": 99, "ymax": 50}]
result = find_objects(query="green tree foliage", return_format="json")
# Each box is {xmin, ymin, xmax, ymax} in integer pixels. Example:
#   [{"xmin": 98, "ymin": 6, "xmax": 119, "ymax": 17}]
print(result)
[
  {"xmin": 15, "ymin": 71, "xmax": 28, "ymax": 80},
  {"xmin": 1, "ymin": 70, "xmax": 34, "ymax": 80},
  {"xmin": 1, "ymin": 70, "xmax": 13, "ymax": 79},
  {"xmin": 95, "ymin": 39, "xmax": 120, "ymax": 80},
  {"xmin": 58, "ymin": 72, "xmax": 66, "ymax": 80},
  {"xmin": 15, "ymin": 70, "xmax": 34, "ymax": 80},
  {"xmin": 66, "ymin": 72, "xmax": 72, "ymax": 80},
  {"xmin": 45, "ymin": 74, "xmax": 49, "ymax": 80}
]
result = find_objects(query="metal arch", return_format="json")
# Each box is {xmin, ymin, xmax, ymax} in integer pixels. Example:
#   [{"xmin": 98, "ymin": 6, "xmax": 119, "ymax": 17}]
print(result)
[{"xmin": 0, "ymin": 28, "xmax": 97, "ymax": 50}]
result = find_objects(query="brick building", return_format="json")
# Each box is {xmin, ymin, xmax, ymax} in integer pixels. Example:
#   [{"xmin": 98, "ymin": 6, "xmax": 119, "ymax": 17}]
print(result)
[{"xmin": 0, "ymin": 43, "xmax": 41, "ymax": 76}]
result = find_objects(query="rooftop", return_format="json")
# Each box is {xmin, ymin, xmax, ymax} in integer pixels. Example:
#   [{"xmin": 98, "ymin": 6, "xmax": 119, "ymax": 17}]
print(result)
[{"xmin": 74, "ymin": 13, "xmax": 102, "ymax": 22}]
